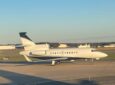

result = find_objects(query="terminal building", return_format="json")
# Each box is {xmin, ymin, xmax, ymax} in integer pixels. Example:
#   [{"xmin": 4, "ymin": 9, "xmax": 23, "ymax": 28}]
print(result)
[
  {"xmin": 0, "ymin": 45, "xmax": 15, "ymax": 50},
  {"xmin": 58, "ymin": 43, "xmax": 68, "ymax": 48},
  {"xmin": 104, "ymin": 44, "xmax": 115, "ymax": 48},
  {"xmin": 78, "ymin": 44, "xmax": 91, "ymax": 48}
]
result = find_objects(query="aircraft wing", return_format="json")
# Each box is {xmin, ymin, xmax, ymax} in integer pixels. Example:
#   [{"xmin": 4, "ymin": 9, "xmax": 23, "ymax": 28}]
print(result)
[
  {"xmin": 35, "ymin": 57, "xmax": 68, "ymax": 62},
  {"xmin": 51, "ymin": 57, "xmax": 68, "ymax": 61}
]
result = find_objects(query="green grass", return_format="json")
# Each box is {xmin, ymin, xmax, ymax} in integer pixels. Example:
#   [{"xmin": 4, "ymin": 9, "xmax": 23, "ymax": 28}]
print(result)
[
  {"xmin": 102, "ymin": 50, "xmax": 115, "ymax": 60},
  {"xmin": 0, "ymin": 49, "xmax": 26, "ymax": 62}
]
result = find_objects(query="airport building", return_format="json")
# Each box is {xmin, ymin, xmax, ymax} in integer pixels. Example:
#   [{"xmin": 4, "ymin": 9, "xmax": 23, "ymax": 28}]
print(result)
[
  {"xmin": 78, "ymin": 44, "xmax": 91, "ymax": 48},
  {"xmin": 104, "ymin": 44, "xmax": 115, "ymax": 48},
  {"xmin": 0, "ymin": 45, "xmax": 15, "ymax": 50},
  {"xmin": 58, "ymin": 43, "xmax": 68, "ymax": 48}
]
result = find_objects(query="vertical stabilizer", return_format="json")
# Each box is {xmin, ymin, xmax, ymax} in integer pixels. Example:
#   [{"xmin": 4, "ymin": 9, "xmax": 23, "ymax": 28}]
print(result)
[{"xmin": 19, "ymin": 32, "xmax": 36, "ymax": 50}]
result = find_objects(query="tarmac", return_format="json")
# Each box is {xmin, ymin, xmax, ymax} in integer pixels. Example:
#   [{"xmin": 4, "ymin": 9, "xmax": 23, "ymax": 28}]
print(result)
[{"xmin": 0, "ymin": 61, "xmax": 115, "ymax": 85}]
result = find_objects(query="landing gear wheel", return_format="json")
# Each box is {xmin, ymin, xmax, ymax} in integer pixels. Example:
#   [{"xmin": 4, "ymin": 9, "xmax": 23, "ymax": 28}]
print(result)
[{"xmin": 51, "ymin": 60, "xmax": 56, "ymax": 66}]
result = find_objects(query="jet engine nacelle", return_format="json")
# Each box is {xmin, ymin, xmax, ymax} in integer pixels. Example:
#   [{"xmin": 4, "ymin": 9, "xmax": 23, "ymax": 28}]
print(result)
[
  {"xmin": 96, "ymin": 58, "xmax": 100, "ymax": 60},
  {"xmin": 20, "ymin": 51, "xmax": 32, "ymax": 56}
]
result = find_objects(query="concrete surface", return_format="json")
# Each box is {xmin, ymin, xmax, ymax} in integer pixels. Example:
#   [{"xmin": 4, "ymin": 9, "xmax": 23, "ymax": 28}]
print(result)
[{"xmin": 0, "ymin": 61, "xmax": 115, "ymax": 85}]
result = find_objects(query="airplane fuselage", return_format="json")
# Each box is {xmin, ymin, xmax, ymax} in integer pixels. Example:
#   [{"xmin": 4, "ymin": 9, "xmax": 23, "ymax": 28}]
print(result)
[{"xmin": 20, "ymin": 48, "xmax": 107, "ymax": 60}]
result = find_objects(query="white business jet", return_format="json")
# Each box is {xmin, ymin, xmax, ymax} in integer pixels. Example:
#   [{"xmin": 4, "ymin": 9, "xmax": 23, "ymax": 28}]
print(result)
[{"xmin": 19, "ymin": 32, "xmax": 108, "ymax": 65}]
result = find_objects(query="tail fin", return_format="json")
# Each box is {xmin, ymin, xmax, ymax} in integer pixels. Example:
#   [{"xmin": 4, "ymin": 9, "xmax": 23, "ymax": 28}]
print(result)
[{"xmin": 19, "ymin": 32, "xmax": 36, "ymax": 51}]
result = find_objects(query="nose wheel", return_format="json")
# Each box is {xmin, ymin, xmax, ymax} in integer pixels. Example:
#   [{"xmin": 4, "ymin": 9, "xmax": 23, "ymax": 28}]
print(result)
[
  {"xmin": 91, "ymin": 58, "xmax": 94, "ymax": 62},
  {"xmin": 51, "ymin": 60, "xmax": 56, "ymax": 66}
]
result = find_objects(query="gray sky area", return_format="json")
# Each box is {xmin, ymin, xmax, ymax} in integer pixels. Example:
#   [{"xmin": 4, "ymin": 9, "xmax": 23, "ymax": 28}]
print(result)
[{"xmin": 0, "ymin": 0, "xmax": 115, "ymax": 44}]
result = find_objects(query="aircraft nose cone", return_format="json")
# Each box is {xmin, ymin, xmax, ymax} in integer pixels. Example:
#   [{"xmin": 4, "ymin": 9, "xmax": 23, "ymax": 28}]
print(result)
[{"xmin": 101, "ymin": 53, "xmax": 108, "ymax": 57}]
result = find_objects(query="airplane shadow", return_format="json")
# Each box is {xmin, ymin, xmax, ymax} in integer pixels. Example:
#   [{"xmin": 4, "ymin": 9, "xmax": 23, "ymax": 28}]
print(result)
[
  {"xmin": 0, "ymin": 69, "xmax": 70, "ymax": 85},
  {"xmin": 76, "ymin": 79, "xmax": 98, "ymax": 85},
  {"xmin": 0, "ymin": 70, "xmax": 99, "ymax": 85}
]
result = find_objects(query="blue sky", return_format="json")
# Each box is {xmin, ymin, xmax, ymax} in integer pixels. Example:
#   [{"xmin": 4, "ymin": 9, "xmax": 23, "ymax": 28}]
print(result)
[{"xmin": 0, "ymin": 0, "xmax": 115, "ymax": 44}]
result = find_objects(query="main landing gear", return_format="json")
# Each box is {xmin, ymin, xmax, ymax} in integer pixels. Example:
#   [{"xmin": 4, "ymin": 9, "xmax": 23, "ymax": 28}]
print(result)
[{"xmin": 51, "ymin": 60, "xmax": 61, "ymax": 66}]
